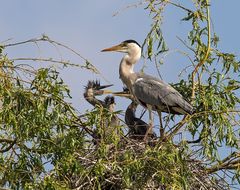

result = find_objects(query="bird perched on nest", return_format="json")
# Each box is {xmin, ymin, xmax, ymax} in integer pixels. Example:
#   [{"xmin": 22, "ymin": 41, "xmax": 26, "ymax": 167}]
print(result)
[
  {"xmin": 84, "ymin": 80, "xmax": 113, "ymax": 108},
  {"xmin": 114, "ymin": 87, "xmax": 156, "ymax": 140},
  {"xmin": 102, "ymin": 40, "xmax": 194, "ymax": 140},
  {"xmin": 83, "ymin": 80, "xmax": 120, "ymax": 143},
  {"xmin": 125, "ymin": 101, "xmax": 156, "ymax": 140}
]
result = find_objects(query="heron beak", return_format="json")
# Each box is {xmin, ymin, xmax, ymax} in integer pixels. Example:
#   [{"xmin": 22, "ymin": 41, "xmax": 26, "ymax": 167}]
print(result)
[
  {"xmin": 94, "ymin": 89, "xmax": 113, "ymax": 96},
  {"xmin": 94, "ymin": 84, "xmax": 113, "ymax": 95},
  {"xmin": 101, "ymin": 43, "xmax": 125, "ymax": 52},
  {"xmin": 112, "ymin": 91, "xmax": 132, "ymax": 98},
  {"xmin": 98, "ymin": 84, "xmax": 113, "ymax": 90},
  {"xmin": 102, "ymin": 89, "xmax": 113, "ymax": 94}
]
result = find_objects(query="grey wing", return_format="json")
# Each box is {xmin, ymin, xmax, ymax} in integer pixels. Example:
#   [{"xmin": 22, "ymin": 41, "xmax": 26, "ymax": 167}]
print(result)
[{"xmin": 132, "ymin": 74, "xmax": 193, "ymax": 114}]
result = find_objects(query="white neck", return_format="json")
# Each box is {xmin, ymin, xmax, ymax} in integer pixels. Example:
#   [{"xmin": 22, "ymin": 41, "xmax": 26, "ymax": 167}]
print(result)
[
  {"xmin": 119, "ymin": 52, "xmax": 141, "ymax": 89},
  {"xmin": 118, "ymin": 43, "xmax": 141, "ymax": 89},
  {"xmin": 119, "ymin": 57, "xmax": 134, "ymax": 77}
]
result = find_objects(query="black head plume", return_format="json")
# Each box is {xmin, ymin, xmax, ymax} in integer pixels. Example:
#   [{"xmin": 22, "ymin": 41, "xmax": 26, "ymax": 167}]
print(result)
[
  {"xmin": 122, "ymin": 40, "xmax": 141, "ymax": 48},
  {"xmin": 85, "ymin": 80, "xmax": 113, "ymax": 91},
  {"xmin": 85, "ymin": 80, "xmax": 101, "ymax": 90}
]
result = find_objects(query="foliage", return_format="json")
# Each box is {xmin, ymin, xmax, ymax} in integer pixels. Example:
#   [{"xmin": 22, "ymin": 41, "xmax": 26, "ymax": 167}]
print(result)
[
  {"xmin": 142, "ymin": 0, "xmax": 240, "ymax": 188},
  {"xmin": 0, "ymin": 1, "xmax": 240, "ymax": 190}
]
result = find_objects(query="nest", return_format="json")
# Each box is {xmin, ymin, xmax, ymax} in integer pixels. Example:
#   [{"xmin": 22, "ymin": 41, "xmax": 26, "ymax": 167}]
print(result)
[{"xmin": 52, "ymin": 136, "xmax": 229, "ymax": 190}]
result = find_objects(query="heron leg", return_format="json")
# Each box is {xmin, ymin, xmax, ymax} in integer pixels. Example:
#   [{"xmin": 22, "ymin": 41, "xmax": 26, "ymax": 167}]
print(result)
[
  {"xmin": 158, "ymin": 111, "xmax": 165, "ymax": 140},
  {"xmin": 144, "ymin": 105, "xmax": 153, "ymax": 141}
]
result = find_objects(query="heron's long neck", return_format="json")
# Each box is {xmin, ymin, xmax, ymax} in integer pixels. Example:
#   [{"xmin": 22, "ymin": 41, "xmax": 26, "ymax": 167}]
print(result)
[
  {"xmin": 84, "ymin": 96, "xmax": 103, "ymax": 107},
  {"xmin": 125, "ymin": 102, "xmax": 137, "ymax": 126},
  {"xmin": 120, "ymin": 56, "xmax": 134, "ymax": 74},
  {"xmin": 84, "ymin": 90, "xmax": 104, "ymax": 107},
  {"xmin": 119, "ymin": 59, "xmax": 134, "ymax": 88},
  {"xmin": 119, "ymin": 53, "xmax": 140, "ymax": 88},
  {"xmin": 108, "ymin": 104, "xmax": 115, "ymax": 113}
]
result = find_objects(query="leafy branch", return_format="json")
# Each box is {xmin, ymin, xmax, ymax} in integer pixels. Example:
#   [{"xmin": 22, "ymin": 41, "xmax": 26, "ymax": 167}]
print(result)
[{"xmin": 191, "ymin": 0, "xmax": 211, "ymax": 101}]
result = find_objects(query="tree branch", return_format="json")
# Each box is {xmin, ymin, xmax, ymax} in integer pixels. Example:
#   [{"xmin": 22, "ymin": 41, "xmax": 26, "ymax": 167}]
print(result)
[
  {"xmin": 0, "ymin": 138, "xmax": 17, "ymax": 153},
  {"xmin": 191, "ymin": 1, "xmax": 211, "ymax": 101},
  {"xmin": 205, "ymin": 152, "xmax": 240, "ymax": 173}
]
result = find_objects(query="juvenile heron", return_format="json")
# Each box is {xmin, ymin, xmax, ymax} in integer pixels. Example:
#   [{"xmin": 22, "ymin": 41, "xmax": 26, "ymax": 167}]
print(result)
[
  {"xmin": 126, "ymin": 101, "xmax": 156, "ymax": 140},
  {"xmin": 115, "ymin": 87, "xmax": 156, "ymax": 140},
  {"xmin": 84, "ymin": 80, "xmax": 113, "ymax": 108},
  {"xmin": 102, "ymin": 40, "xmax": 194, "ymax": 139},
  {"xmin": 84, "ymin": 80, "xmax": 119, "ymax": 143}
]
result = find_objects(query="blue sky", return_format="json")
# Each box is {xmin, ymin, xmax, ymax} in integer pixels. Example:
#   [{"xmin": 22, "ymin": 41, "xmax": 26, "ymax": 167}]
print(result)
[
  {"xmin": 1, "ymin": 1, "xmax": 240, "ymax": 186},
  {"xmin": 1, "ymin": 0, "xmax": 240, "ymax": 117}
]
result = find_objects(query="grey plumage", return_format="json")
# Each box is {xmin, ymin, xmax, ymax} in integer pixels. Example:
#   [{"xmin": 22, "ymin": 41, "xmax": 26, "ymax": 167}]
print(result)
[
  {"xmin": 132, "ymin": 73, "xmax": 194, "ymax": 115},
  {"xmin": 103, "ymin": 96, "xmax": 119, "ymax": 127},
  {"xmin": 83, "ymin": 80, "xmax": 119, "ymax": 144},
  {"xmin": 102, "ymin": 40, "xmax": 193, "ymax": 115},
  {"xmin": 84, "ymin": 80, "xmax": 107, "ymax": 107},
  {"xmin": 102, "ymin": 40, "xmax": 194, "ymax": 139},
  {"xmin": 125, "ymin": 101, "xmax": 156, "ymax": 140},
  {"xmin": 83, "ymin": 80, "xmax": 117, "ymax": 117}
]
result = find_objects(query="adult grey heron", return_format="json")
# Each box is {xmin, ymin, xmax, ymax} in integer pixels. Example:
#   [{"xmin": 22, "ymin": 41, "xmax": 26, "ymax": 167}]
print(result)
[{"xmin": 101, "ymin": 40, "xmax": 194, "ymax": 140}]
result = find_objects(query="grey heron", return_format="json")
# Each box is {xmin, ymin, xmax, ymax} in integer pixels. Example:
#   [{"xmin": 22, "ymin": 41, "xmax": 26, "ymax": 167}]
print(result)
[
  {"xmin": 101, "ymin": 40, "xmax": 194, "ymax": 140},
  {"xmin": 83, "ymin": 80, "xmax": 113, "ymax": 108},
  {"xmin": 126, "ymin": 101, "xmax": 156, "ymax": 140},
  {"xmin": 84, "ymin": 80, "xmax": 119, "ymax": 143},
  {"xmin": 114, "ymin": 87, "xmax": 156, "ymax": 140}
]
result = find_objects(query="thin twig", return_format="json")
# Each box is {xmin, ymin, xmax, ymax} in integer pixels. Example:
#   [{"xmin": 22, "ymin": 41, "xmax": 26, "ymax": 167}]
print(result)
[
  {"xmin": 191, "ymin": 1, "xmax": 211, "ymax": 101},
  {"xmin": 167, "ymin": 1, "xmax": 193, "ymax": 13},
  {"xmin": 12, "ymin": 57, "xmax": 82, "ymax": 67}
]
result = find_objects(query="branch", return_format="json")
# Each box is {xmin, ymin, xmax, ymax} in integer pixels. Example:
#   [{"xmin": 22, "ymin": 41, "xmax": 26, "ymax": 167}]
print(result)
[
  {"xmin": 207, "ymin": 152, "xmax": 240, "ymax": 174},
  {"xmin": 163, "ymin": 109, "xmax": 240, "ymax": 142},
  {"xmin": 4, "ymin": 35, "xmax": 88, "ymax": 62},
  {"xmin": 0, "ymin": 138, "xmax": 15, "ymax": 143},
  {"xmin": 191, "ymin": 1, "xmax": 211, "ymax": 101},
  {"xmin": 164, "ymin": 115, "xmax": 190, "ymax": 141},
  {"xmin": 112, "ymin": 0, "xmax": 145, "ymax": 17},
  {"xmin": 0, "ymin": 138, "xmax": 17, "ymax": 153},
  {"xmin": 167, "ymin": 1, "xmax": 193, "ymax": 13},
  {"xmin": 187, "ymin": 136, "xmax": 202, "ymax": 144},
  {"xmin": 3, "ymin": 35, "xmax": 108, "ymax": 77},
  {"xmin": 12, "ymin": 57, "xmax": 81, "ymax": 67}
]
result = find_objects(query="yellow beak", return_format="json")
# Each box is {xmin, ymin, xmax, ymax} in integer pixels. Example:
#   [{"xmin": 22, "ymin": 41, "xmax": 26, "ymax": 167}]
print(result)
[
  {"xmin": 101, "ymin": 43, "xmax": 125, "ymax": 52},
  {"xmin": 112, "ymin": 91, "xmax": 133, "ymax": 99},
  {"xmin": 102, "ymin": 89, "xmax": 113, "ymax": 94}
]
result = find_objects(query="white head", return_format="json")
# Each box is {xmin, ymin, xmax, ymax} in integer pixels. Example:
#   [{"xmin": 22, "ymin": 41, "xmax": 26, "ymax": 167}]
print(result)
[{"xmin": 101, "ymin": 40, "xmax": 142, "ymax": 64}]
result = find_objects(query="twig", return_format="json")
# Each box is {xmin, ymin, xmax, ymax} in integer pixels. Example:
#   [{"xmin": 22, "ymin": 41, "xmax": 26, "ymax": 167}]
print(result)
[
  {"xmin": 4, "ymin": 35, "xmax": 88, "ymax": 62},
  {"xmin": 166, "ymin": 1, "xmax": 193, "ymax": 13},
  {"xmin": 112, "ymin": 0, "xmax": 146, "ymax": 17},
  {"xmin": 0, "ymin": 139, "xmax": 17, "ymax": 153},
  {"xmin": 164, "ymin": 115, "xmax": 189, "ymax": 141},
  {"xmin": 3, "ymin": 35, "xmax": 112, "ymax": 81},
  {"xmin": 191, "ymin": 1, "xmax": 211, "ymax": 101},
  {"xmin": 12, "ymin": 57, "xmax": 82, "ymax": 67}
]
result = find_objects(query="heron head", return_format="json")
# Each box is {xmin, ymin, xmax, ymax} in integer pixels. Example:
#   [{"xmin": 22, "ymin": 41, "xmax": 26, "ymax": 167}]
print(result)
[
  {"xmin": 101, "ymin": 40, "xmax": 141, "ymax": 55},
  {"xmin": 84, "ymin": 80, "xmax": 113, "ymax": 97},
  {"xmin": 104, "ymin": 96, "xmax": 116, "ymax": 111},
  {"xmin": 104, "ymin": 96, "xmax": 115, "ymax": 106}
]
